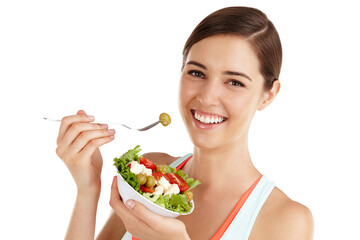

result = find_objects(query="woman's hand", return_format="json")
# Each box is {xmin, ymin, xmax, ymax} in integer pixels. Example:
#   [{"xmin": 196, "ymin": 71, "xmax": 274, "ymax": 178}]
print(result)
[
  {"xmin": 56, "ymin": 110, "xmax": 116, "ymax": 195},
  {"xmin": 110, "ymin": 176, "xmax": 191, "ymax": 240}
]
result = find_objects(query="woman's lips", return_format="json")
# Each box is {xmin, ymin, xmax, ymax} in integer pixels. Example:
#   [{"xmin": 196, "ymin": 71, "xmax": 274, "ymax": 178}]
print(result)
[{"xmin": 190, "ymin": 109, "xmax": 228, "ymax": 130}]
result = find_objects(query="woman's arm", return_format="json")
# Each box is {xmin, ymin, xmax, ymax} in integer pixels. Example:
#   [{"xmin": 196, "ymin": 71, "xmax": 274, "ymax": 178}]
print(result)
[
  {"xmin": 273, "ymin": 201, "xmax": 314, "ymax": 240},
  {"xmin": 96, "ymin": 211, "xmax": 126, "ymax": 240},
  {"xmin": 250, "ymin": 187, "xmax": 314, "ymax": 240},
  {"xmin": 65, "ymin": 191, "xmax": 101, "ymax": 240}
]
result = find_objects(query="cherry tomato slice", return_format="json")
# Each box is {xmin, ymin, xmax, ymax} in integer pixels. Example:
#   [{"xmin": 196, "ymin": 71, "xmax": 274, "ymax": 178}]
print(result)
[
  {"xmin": 166, "ymin": 173, "xmax": 189, "ymax": 192},
  {"xmin": 152, "ymin": 172, "xmax": 170, "ymax": 182},
  {"xmin": 140, "ymin": 185, "xmax": 155, "ymax": 193},
  {"xmin": 139, "ymin": 158, "xmax": 157, "ymax": 171}
]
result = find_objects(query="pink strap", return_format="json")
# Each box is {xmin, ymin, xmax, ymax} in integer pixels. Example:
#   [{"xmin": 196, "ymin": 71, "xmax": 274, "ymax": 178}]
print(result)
[{"xmin": 210, "ymin": 175, "xmax": 263, "ymax": 240}]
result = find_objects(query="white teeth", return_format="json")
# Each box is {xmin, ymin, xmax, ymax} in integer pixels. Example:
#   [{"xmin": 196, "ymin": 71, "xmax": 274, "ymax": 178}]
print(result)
[
  {"xmin": 205, "ymin": 116, "xmax": 210, "ymax": 123},
  {"xmin": 194, "ymin": 111, "xmax": 225, "ymax": 124}
]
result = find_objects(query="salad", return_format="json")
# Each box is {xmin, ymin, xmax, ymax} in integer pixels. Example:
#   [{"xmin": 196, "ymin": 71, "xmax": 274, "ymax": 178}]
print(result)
[{"xmin": 114, "ymin": 145, "xmax": 201, "ymax": 214}]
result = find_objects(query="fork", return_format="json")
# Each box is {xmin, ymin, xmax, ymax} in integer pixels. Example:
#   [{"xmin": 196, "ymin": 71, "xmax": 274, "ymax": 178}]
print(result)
[{"xmin": 43, "ymin": 117, "xmax": 161, "ymax": 131}]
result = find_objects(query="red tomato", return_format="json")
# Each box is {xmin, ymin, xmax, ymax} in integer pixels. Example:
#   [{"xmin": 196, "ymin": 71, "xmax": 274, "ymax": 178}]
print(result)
[
  {"xmin": 139, "ymin": 158, "xmax": 157, "ymax": 171},
  {"xmin": 166, "ymin": 173, "xmax": 189, "ymax": 192},
  {"xmin": 140, "ymin": 185, "xmax": 155, "ymax": 193},
  {"xmin": 152, "ymin": 172, "xmax": 170, "ymax": 181}
]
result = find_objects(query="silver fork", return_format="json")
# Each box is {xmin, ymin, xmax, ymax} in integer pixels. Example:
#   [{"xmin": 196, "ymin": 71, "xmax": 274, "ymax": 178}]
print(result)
[{"xmin": 43, "ymin": 117, "xmax": 161, "ymax": 131}]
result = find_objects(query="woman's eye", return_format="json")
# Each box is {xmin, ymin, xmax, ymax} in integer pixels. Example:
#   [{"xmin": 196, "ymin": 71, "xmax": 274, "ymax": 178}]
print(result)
[
  {"xmin": 228, "ymin": 80, "xmax": 245, "ymax": 87},
  {"xmin": 188, "ymin": 70, "xmax": 205, "ymax": 78}
]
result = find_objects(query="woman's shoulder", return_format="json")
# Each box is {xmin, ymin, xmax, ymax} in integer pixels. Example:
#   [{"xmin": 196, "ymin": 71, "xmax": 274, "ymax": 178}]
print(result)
[
  {"xmin": 142, "ymin": 152, "xmax": 180, "ymax": 166},
  {"xmin": 250, "ymin": 186, "xmax": 314, "ymax": 240}
]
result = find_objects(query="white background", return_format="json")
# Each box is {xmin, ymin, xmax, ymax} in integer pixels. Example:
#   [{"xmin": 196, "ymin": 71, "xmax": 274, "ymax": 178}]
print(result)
[{"xmin": 1, "ymin": 0, "xmax": 359, "ymax": 239}]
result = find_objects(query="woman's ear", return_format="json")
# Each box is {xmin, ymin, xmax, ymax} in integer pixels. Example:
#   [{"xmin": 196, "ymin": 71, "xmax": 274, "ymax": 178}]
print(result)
[{"xmin": 258, "ymin": 80, "xmax": 281, "ymax": 111}]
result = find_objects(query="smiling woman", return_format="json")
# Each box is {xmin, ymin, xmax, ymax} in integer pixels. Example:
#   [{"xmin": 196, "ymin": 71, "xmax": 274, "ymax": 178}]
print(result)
[
  {"xmin": 56, "ymin": 6, "xmax": 313, "ymax": 240},
  {"xmin": 179, "ymin": 36, "xmax": 267, "ymax": 149}
]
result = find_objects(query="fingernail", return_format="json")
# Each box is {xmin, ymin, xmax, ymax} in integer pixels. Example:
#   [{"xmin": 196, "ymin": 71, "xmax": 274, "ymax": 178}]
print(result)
[
  {"xmin": 99, "ymin": 123, "xmax": 108, "ymax": 129},
  {"xmin": 126, "ymin": 200, "xmax": 135, "ymax": 209},
  {"xmin": 88, "ymin": 115, "xmax": 94, "ymax": 121},
  {"xmin": 109, "ymin": 135, "xmax": 115, "ymax": 139},
  {"xmin": 108, "ymin": 129, "xmax": 115, "ymax": 134}
]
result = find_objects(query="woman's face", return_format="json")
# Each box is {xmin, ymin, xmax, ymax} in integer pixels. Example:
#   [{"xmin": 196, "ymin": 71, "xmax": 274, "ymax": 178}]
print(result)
[{"xmin": 179, "ymin": 34, "xmax": 268, "ymax": 150}]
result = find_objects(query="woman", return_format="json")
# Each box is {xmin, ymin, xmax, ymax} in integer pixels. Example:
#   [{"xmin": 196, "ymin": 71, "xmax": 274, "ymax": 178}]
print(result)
[{"xmin": 56, "ymin": 6, "xmax": 314, "ymax": 240}]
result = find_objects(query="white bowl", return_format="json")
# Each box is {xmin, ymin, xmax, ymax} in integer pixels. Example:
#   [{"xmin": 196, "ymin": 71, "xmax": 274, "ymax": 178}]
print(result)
[{"xmin": 116, "ymin": 172, "xmax": 194, "ymax": 218}]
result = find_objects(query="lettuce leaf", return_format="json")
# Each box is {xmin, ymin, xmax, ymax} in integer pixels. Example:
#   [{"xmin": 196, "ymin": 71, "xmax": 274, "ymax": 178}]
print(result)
[
  {"xmin": 121, "ymin": 172, "xmax": 140, "ymax": 191},
  {"xmin": 114, "ymin": 145, "xmax": 142, "ymax": 191},
  {"xmin": 114, "ymin": 145, "xmax": 142, "ymax": 169},
  {"xmin": 165, "ymin": 165, "xmax": 176, "ymax": 174},
  {"xmin": 154, "ymin": 193, "xmax": 192, "ymax": 214}
]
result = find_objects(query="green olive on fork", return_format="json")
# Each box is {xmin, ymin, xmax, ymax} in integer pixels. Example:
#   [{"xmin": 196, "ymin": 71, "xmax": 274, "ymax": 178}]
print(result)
[{"xmin": 159, "ymin": 113, "xmax": 171, "ymax": 126}]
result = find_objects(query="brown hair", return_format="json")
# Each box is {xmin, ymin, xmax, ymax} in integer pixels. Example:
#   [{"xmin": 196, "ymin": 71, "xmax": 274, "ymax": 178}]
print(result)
[{"xmin": 182, "ymin": 6, "xmax": 282, "ymax": 91}]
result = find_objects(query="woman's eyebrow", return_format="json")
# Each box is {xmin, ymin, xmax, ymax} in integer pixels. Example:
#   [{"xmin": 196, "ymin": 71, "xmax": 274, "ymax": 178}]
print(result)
[
  {"xmin": 223, "ymin": 71, "xmax": 252, "ymax": 81},
  {"xmin": 186, "ymin": 61, "xmax": 207, "ymax": 70}
]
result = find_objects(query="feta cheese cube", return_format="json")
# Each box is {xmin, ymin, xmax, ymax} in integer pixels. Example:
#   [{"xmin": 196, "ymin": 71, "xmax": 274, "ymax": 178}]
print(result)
[
  {"xmin": 154, "ymin": 186, "xmax": 164, "ymax": 195},
  {"xmin": 129, "ymin": 161, "xmax": 142, "ymax": 175},
  {"xmin": 141, "ymin": 167, "xmax": 152, "ymax": 176},
  {"xmin": 158, "ymin": 176, "xmax": 171, "ymax": 190},
  {"xmin": 129, "ymin": 161, "xmax": 152, "ymax": 176},
  {"xmin": 164, "ymin": 184, "xmax": 180, "ymax": 196}
]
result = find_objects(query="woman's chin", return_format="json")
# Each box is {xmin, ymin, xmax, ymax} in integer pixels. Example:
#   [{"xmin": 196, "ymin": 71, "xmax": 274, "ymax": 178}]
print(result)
[{"xmin": 189, "ymin": 134, "xmax": 224, "ymax": 151}]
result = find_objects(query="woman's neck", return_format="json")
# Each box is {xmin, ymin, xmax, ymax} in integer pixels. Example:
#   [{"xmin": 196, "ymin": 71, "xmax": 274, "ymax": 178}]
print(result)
[{"xmin": 182, "ymin": 139, "xmax": 261, "ymax": 195}]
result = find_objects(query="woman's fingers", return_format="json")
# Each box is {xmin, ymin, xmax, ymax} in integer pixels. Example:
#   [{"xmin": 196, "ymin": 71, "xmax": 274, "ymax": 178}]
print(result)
[
  {"xmin": 79, "ymin": 134, "xmax": 115, "ymax": 159},
  {"xmin": 77, "ymin": 109, "xmax": 86, "ymax": 116},
  {"xmin": 69, "ymin": 128, "xmax": 115, "ymax": 155},
  {"xmin": 57, "ymin": 113, "xmax": 94, "ymax": 144},
  {"xmin": 56, "ymin": 122, "xmax": 111, "ymax": 159},
  {"xmin": 125, "ymin": 199, "xmax": 164, "ymax": 231},
  {"xmin": 60, "ymin": 122, "xmax": 109, "ymax": 147}
]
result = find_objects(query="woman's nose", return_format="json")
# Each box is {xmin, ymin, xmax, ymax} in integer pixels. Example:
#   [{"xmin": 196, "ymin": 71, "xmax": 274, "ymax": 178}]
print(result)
[{"xmin": 197, "ymin": 79, "xmax": 220, "ymax": 106}]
